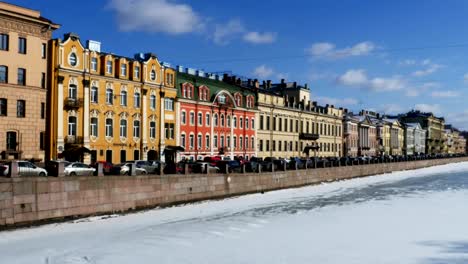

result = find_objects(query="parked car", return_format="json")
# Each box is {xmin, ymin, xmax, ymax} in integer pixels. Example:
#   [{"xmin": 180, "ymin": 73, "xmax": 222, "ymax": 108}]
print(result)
[
  {"xmin": 192, "ymin": 162, "xmax": 220, "ymax": 173},
  {"xmin": 261, "ymin": 157, "xmax": 278, "ymax": 172},
  {"xmin": 126, "ymin": 160, "xmax": 159, "ymax": 174},
  {"xmin": 0, "ymin": 161, "xmax": 48, "ymax": 176},
  {"xmin": 45, "ymin": 160, "xmax": 71, "ymax": 176},
  {"xmin": 204, "ymin": 156, "xmax": 222, "ymax": 167},
  {"xmin": 148, "ymin": 160, "xmax": 165, "ymax": 174},
  {"xmin": 247, "ymin": 157, "xmax": 262, "ymax": 172},
  {"xmin": 118, "ymin": 162, "xmax": 147, "ymax": 175},
  {"xmin": 64, "ymin": 162, "xmax": 96, "ymax": 176},
  {"xmin": 217, "ymin": 160, "xmax": 242, "ymax": 173}
]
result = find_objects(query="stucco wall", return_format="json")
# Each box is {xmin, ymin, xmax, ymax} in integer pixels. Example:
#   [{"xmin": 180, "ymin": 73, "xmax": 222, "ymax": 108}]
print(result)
[{"xmin": 1, "ymin": 157, "xmax": 467, "ymax": 228}]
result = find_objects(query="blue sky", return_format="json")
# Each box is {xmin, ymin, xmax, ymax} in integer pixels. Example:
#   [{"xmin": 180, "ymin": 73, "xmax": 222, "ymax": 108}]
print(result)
[{"xmin": 10, "ymin": 0, "xmax": 468, "ymax": 129}]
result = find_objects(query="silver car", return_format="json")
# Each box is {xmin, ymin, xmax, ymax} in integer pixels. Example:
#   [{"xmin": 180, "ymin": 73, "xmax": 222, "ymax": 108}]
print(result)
[
  {"xmin": 119, "ymin": 163, "xmax": 147, "ymax": 175},
  {"xmin": 64, "ymin": 162, "xmax": 96, "ymax": 176},
  {"xmin": 0, "ymin": 161, "xmax": 47, "ymax": 176}
]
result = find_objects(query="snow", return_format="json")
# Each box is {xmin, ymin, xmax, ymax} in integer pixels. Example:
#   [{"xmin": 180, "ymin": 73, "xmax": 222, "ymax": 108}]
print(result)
[{"xmin": 2, "ymin": 162, "xmax": 468, "ymax": 264}]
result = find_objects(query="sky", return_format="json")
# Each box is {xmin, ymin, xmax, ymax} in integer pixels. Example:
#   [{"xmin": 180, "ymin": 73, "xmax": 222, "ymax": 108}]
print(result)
[{"xmin": 9, "ymin": 0, "xmax": 468, "ymax": 129}]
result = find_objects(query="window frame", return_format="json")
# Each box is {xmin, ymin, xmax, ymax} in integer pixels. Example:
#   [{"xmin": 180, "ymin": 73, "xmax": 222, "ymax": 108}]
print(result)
[
  {"xmin": 90, "ymin": 117, "xmax": 98, "ymax": 137},
  {"xmin": 0, "ymin": 65, "xmax": 7, "ymax": 83},
  {"xmin": 0, "ymin": 98, "xmax": 7, "ymax": 116},
  {"xmin": 16, "ymin": 100, "xmax": 25, "ymax": 118},
  {"xmin": 0, "ymin": 34, "xmax": 9, "ymax": 51},
  {"xmin": 17, "ymin": 68, "xmax": 26, "ymax": 86},
  {"xmin": 18, "ymin": 37, "xmax": 26, "ymax": 54}
]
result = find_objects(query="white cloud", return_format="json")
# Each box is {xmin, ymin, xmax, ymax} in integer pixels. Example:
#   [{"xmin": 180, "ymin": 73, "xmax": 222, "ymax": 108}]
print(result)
[
  {"xmin": 107, "ymin": 0, "xmax": 203, "ymax": 34},
  {"xmin": 414, "ymin": 104, "xmax": 442, "ymax": 115},
  {"xmin": 253, "ymin": 65, "xmax": 274, "ymax": 79},
  {"xmin": 336, "ymin": 69, "xmax": 405, "ymax": 92},
  {"xmin": 306, "ymin": 41, "xmax": 375, "ymax": 59},
  {"xmin": 243, "ymin": 31, "xmax": 277, "ymax": 44},
  {"xmin": 431, "ymin": 90, "xmax": 460, "ymax": 98},
  {"xmin": 315, "ymin": 96, "xmax": 358, "ymax": 107},
  {"xmin": 412, "ymin": 63, "xmax": 443, "ymax": 77},
  {"xmin": 399, "ymin": 59, "xmax": 417, "ymax": 66},
  {"xmin": 378, "ymin": 104, "xmax": 405, "ymax": 115},
  {"xmin": 213, "ymin": 19, "xmax": 245, "ymax": 45},
  {"xmin": 405, "ymin": 82, "xmax": 440, "ymax": 97}
]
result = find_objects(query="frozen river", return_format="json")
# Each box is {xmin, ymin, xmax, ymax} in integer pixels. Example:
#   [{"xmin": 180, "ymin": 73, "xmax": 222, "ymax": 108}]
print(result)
[{"xmin": 2, "ymin": 162, "xmax": 468, "ymax": 264}]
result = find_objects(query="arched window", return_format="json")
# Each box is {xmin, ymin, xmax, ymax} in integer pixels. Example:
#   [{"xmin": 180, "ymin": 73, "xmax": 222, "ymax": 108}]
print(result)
[
  {"xmin": 134, "ymin": 92, "xmax": 140, "ymax": 108},
  {"xmin": 205, "ymin": 113, "xmax": 210, "ymax": 126},
  {"xmin": 120, "ymin": 90, "xmax": 127, "ymax": 106},
  {"xmin": 240, "ymin": 117, "xmax": 243, "ymax": 129},
  {"xmin": 91, "ymin": 86, "xmax": 98, "ymax": 103},
  {"xmin": 190, "ymin": 111, "xmax": 195, "ymax": 125},
  {"xmin": 68, "ymin": 116, "xmax": 77, "ymax": 136},
  {"xmin": 0, "ymin": 65, "xmax": 8, "ymax": 83},
  {"xmin": 214, "ymin": 114, "xmax": 218, "ymax": 126},
  {"xmin": 198, "ymin": 112, "xmax": 203, "ymax": 125},
  {"xmin": 106, "ymin": 60, "xmax": 113, "ymax": 74},
  {"xmin": 90, "ymin": 117, "xmax": 98, "ymax": 137},
  {"xmin": 181, "ymin": 111, "xmax": 187, "ymax": 125},
  {"xmin": 233, "ymin": 117, "xmax": 237, "ymax": 128},
  {"xmin": 68, "ymin": 84, "xmax": 77, "ymax": 99},
  {"xmin": 106, "ymin": 88, "xmax": 113, "ymax": 104},
  {"xmin": 221, "ymin": 114, "xmax": 225, "ymax": 127},
  {"xmin": 150, "ymin": 94, "xmax": 156, "ymax": 109},
  {"xmin": 245, "ymin": 118, "xmax": 249, "ymax": 129},
  {"xmin": 227, "ymin": 115, "xmax": 231, "ymax": 127},
  {"xmin": 120, "ymin": 119, "xmax": 127, "ymax": 138},
  {"xmin": 105, "ymin": 118, "xmax": 113, "ymax": 137},
  {"xmin": 150, "ymin": 121, "xmax": 156, "ymax": 138},
  {"xmin": 133, "ymin": 120, "xmax": 140, "ymax": 138}
]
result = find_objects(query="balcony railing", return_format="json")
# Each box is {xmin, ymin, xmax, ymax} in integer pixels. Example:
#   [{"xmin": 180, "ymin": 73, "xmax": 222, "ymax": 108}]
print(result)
[
  {"xmin": 65, "ymin": 135, "xmax": 84, "ymax": 144},
  {"xmin": 64, "ymin": 98, "xmax": 84, "ymax": 109}
]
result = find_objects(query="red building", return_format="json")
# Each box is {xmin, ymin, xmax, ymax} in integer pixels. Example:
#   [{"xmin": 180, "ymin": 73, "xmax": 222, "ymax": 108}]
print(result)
[{"xmin": 176, "ymin": 69, "xmax": 256, "ymax": 161}]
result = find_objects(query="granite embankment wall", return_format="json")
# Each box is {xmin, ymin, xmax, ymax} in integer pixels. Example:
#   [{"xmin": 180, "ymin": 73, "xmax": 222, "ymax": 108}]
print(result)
[{"xmin": 1, "ymin": 157, "xmax": 467, "ymax": 228}]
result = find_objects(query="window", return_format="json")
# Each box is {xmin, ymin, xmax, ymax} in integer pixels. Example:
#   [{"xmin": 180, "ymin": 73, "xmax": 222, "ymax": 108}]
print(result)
[
  {"xmin": 68, "ymin": 116, "xmax": 77, "ymax": 136},
  {"xmin": 181, "ymin": 134, "xmax": 186, "ymax": 148},
  {"xmin": 221, "ymin": 114, "xmax": 225, "ymax": 127},
  {"xmin": 91, "ymin": 57, "xmax": 97, "ymax": 71},
  {"xmin": 205, "ymin": 135, "xmax": 210, "ymax": 149},
  {"xmin": 246, "ymin": 118, "xmax": 249, "ymax": 129},
  {"xmin": 120, "ymin": 119, "xmax": 127, "ymax": 138},
  {"xmin": 0, "ymin": 98, "xmax": 7, "ymax": 116},
  {"xmin": 150, "ymin": 94, "xmax": 156, "ymax": 109},
  {"xmin": 17, "ymin": 68, "xmax": 26, "ymax": 86},
  {"xmin": 166, "ymin": 73, "xmax": 174, "ymax": 86},
  {"xmin": 121, "ymin": 64, "xmax": 127, "ymax": 76},
  {"xmin": 165, "ymin": 123, "xmax": 174, "ymax": 139},
  {"xmin": 117, "ymin": 90, "xmax": 126, "ymax": 106},
  {"xmin": 133, "ymin": 120, "xmax": 140, "ymax": 138},
  {"xmin": 240, "ymin": 117, "xmax": 243, "ymax": 129},
  {"xmin": 259, "ymin": 140, "xmax": 263, "ymax": 151},
  {"xmin": 239, "ymin": 136, "xmax": 243, "ymax": 149},
  {"xmin": 106, "ymin": 60, "xmax": 112, "ymax": 74},
  {"xmin": 134, "ymin": 66, "xmax": 140, "ymax": 79},
  {"xmin": 134, "ymin": 92, "xmax": 140, "ymax": 108},
  {"xmin": 213, "ymin": 135, "xmax": 218, "ymax": 148},
  {"xmin": 233, "ymin": 117, "xmax": 237, "ymax": 128},
  {"xmin": 251, "ymin": 119, "xmax": 255, "ymax": 129},
  {"xmin": 90, "ymin": 117, "xmax": 98, "ymax": 137},
  {"xmin": 150, "ymin": 70, "xmax": 156, "ymax": 81},
  {"xmin": 189, "ymin": 112, "xmax": 195, "ymax": 125},
  {"xmin": 189, "ymin": 135, "xmax": 194, "ymax": 149},
  {"xmin": 68, "ymin": 84, "xmax": 77, "ymax": 99},
  {"xmin": 41, "ymin": 102, "xmax": 45, "ymax": 119},
  {"xmin": 164, "ymin": 98, "xmax": 174, "ymax": 110},
  {"xmin": 0, "ymin": 34, "xmax": 8, "ymax": 51},
  {"xmin": 181, "ymin": 111, "xmax": 187, "ymax": 125},
  {"xmin": 41, "ymin": 73, "xmax": 45, "ymax": 88},
  {"xmin": 188, "ymin": 86, "xmax": 193, "ymax": 98},
  {"xmin": 227, "ymin": 136, "xmax": 230, "ymax": 148},
  {"xmin": 198, "ymin": 112, "xmax": 203, "ymax": 126},
  {"xmin": 266, "ymin": 116, "xmax": 270, "ymax": 130},
  {"xmin": 40, "ymin": 132, "xmax": 45, "ymax": 150},
  {"xmin": 227, "ymin": 116, "xmax": 231, "ymax": 127},
  {"xmin": 266, "ymin": 140, "xmax": 270, "ymax": 151},
  {"xmin": 16, "ymin": 100, "xmax": 25, "ymax": 117},
  {"xmin": 252, "ymin": 138, "xmax": 255, "ymax": 150},
  {"xmin": 245, "ymin": 137, "xmax": 249, "ymax": 149},
  {"xmin": 221, "ymin": 136, "xmax": 225, "ymax": 148},
  {"xmin": 106, "ymin": 88, "xmax": 113, "ymax": 104},
  {"xmin": 150, "ymin": 121, "xmax": 156, "ymax": 138},
  {"xmin": 197, "ymin": 135, "xmax": 202, "ymax": 149},
  {"xmin": 18, "ymin": 37, "xmax": 26, "ymax": 54},
  {"xmin": 206, "ymin": 113, "xmax": 210, "ymax": 126},
  {"xmin": 105, "ymin": 118, "xmax": 113, "ymax": 137},
  {"xmin": 234, "ymin": 136, "xmax": 237, "ymax": 148},
  {"xmin": 91, "ymin": 86, "xmax": 98, "ymax": 103},
  {"xmin": 0, "ymin": 66, "xmax": 7, "ymax": 83},
  {"xmin": 214, "ymin": 114, "xmax": 218, "ymax": 126},
  {"xmin": 6, "ymin": 132, "xmax": 16, "ymax": 151},
  {"xmin": 69, "ymin": 53, "xmax": 77, "ymax": 66}
]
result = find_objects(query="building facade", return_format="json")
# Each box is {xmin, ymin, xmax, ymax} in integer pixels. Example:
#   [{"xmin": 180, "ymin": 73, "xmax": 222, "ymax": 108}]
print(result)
[
  {"xmin": 403, "ymin": 123, "xmax": 426, "ymax": 155},
  {"xmin": 175, "ymin": 71, "xmax": 257, "ymax": 161},
  {"xmin": 0, "ymin": 2, "xmax": 59, "ymax": 161},
  {"xmin": 343, "ymin": 113, "xmax": 359, "ymax": 157},
  {"xmin": 47, "ymin": 33, "xmax": 178, "ymax": 164}
]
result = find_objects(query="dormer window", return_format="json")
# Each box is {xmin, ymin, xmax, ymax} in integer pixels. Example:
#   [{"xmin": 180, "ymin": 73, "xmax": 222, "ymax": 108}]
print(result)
[
  {"xmin": 106, "ymin": 60, "xmax": 112, "ymax": 74},
  {"xmin": 218, "ymin": 94, "xmax": 226, "ymax": 104},
  {"xmin": 69, "ymin": 53, "xmax": 77, "ymax": 67},
  {"xmin": 91, "ymin": 57, "xmax": 97, "ymax": 71},
  {"xmin": 150, "ymin": 70, "xmax": 156, "ymax": 81},
  {"xmin": 134, "ymin": 66, "xmax": 140, "ymax": 79},
  {"xmin": 121, "ymin": 64, "xmax": 127, "ymax": 76}
]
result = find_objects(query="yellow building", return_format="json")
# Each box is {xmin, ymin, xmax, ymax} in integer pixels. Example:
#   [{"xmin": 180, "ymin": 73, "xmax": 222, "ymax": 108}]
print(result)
[
  {"xmin": 250, "ymin": 80, "xmax": 343, "ymax": 159},
  {"xmin": 47, "ymin": 33, "xmax": 177, "ymax": 164}
]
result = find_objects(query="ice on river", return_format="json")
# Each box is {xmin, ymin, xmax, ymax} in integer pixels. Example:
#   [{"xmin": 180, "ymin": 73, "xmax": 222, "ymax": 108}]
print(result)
[{"xmin": 2, "ymin": 162, "xmax": 468, "ymax": 264}]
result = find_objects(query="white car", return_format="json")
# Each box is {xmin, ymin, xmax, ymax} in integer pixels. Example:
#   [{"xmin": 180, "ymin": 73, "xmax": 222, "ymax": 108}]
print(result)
[
  {"xmin": 119, "ymin": 163, "xmax": 147, "ymax": 175},
  {"xmin": 0, "ymin": 161, "xmax": 47, "ymax": 176},
  {"xmin": 64, "ymin": 162, "xmax": 96, "ymax": 176}
]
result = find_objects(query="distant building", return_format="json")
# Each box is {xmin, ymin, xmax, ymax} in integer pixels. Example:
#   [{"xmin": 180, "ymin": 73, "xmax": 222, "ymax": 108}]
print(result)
[
  {"xmin": 402, "ymin": 123, "xmax": 426, "ymax": 155},
  {"xmin": 0, "ymin": 2, "xmax": 59, "ymax": 161}
]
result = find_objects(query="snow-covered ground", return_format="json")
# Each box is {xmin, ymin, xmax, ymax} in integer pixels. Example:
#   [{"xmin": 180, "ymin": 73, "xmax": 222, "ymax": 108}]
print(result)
[{"xmin": 2, "ymin": 162, "xmax": 468, "ymax": 264}]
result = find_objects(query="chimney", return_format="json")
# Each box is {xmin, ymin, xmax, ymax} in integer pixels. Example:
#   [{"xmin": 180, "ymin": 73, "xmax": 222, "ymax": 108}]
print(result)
[
  {"xmin": 307, "ymin": 100, "xmax": 311, "ymax": 110},
  {"xmin": 304, "ymin": 83, "xmax": 309, "ymax": 89},
  {"xmin": 293, "ymin": 82, "xmax": 297, "ymax": 88}
]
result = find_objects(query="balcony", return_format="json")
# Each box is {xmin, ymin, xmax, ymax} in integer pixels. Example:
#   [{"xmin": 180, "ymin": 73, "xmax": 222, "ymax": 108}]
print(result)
[
  {"xmin": 65, "ymin": 135, "xmax": 84, "ymax": 144},
  {"xmin": 64, "ymin": 98, "xmax": 83, "ymax": 109}
]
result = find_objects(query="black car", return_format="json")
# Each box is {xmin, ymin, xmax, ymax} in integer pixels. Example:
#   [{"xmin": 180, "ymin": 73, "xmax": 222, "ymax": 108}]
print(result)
[{"xmin": 216, "ymin": 160, "xmax": 242, "ymax": 173}]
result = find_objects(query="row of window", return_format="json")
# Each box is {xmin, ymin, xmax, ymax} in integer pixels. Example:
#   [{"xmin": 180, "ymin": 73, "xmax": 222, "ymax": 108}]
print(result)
[
  {"xmin": 0, "ymin": 99, "xmax": 44, "ymax": 118},
  {"xmin": 181, "ymin": 111, "xmax": 255, "ymax": 129},
  {"xmin": 180, "ymin": 133, "xmax": 255, "ymax": 151},
  {"xmin": 181, "ymin": 84, "xmax": 255, "ymax": 108},
  {"xmin": 68, "ymin": 52, "xmax": 174, "ymax": 86},
  {"xmin": 0, "ymin": 34, "xmax": 39, "ymax": 56},
  {"xmin": 258, "ymin": 140, "xmax": 342, "ymax": 153},
  {"xmin": 0, "ymin": 66, "xmax": 44, "ymax": 87},
  {"xmin": 259, "ymin": 115, "xmax": 342, "ymax": 136},
  {"xmin": 4, "ymin": 131, "xmax": 46, "ymax": 151}
]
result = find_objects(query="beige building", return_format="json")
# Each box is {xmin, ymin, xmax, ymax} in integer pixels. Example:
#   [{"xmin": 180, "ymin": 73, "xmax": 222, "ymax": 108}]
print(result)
[
  {"xmin": 247, "ymin": 80, "xmax": 343, "ymax": 159},
  {"xmin": 0, "ymin": 3, "xmax": 59, "ymax": 161}
]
